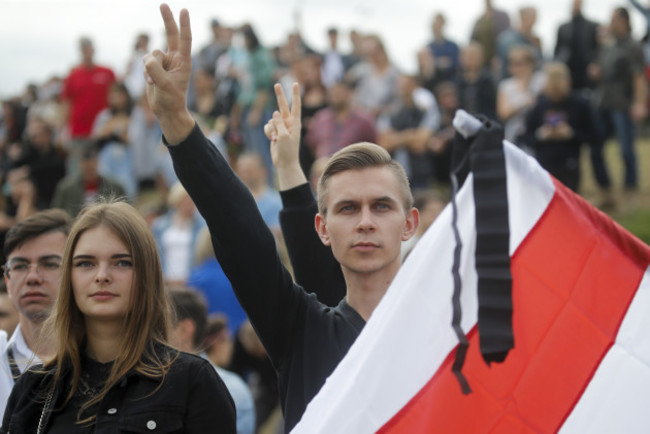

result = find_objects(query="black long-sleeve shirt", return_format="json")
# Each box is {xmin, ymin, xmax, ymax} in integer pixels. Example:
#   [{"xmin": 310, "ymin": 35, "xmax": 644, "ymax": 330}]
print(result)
[
  {"xmin": 279, "ymin": 183, "xmax": 345, "ymax": 307},
  {"xmin": 168, "ymin": 125, "xmax": 365, "ymax": 432}
]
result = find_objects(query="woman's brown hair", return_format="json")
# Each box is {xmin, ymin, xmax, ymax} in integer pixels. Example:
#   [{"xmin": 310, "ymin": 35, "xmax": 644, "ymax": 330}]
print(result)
[{"xmin": 45, "ymin": 199, "xmax": 173, "ymax": 423}]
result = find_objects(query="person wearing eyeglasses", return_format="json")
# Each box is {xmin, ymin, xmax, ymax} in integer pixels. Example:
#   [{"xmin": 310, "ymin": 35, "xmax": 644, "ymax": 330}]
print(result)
[{"xmin": 0, "ymin": 209, "xmax": 72, "ymax": 419}]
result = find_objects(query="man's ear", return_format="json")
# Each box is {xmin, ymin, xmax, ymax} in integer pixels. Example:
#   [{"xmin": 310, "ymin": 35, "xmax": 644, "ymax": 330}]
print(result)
[
  {"xmin": 402, "ymin": 207, "xmax": 420, "ymax": 241},
  {"xmin": 315, "ymin": 213, "xmax": 331, "ymax": 246}
]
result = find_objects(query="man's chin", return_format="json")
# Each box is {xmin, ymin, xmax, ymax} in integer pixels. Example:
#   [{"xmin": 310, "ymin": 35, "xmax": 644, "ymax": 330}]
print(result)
[
  {"xmin": 344, "ymin": 261, "xmax": 384, "ymax": 275},
  {"xmin": 21, "ymin": 307, "xmax": 51, "ymax": 323}
]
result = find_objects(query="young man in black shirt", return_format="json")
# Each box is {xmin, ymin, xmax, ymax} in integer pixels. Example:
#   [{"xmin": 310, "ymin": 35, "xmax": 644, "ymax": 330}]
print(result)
[{"xmin": 144, "ymin": 5, "xmax": 419, "ymax": 430}]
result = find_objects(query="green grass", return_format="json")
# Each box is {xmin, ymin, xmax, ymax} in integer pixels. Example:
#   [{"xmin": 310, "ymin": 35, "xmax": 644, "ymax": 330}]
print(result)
[
  {"xmin": 616, "ymin": 209, "xmax": 650, "ymax": 244},
  {"xmin": 579, "ymin": 138, "xmax": 650, "ymax": 244}
]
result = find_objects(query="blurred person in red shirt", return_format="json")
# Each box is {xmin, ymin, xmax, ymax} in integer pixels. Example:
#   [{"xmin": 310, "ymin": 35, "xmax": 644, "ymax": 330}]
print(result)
[{"xmin": 61, "ymin": 37, "xmax": 116, "ymax": 141}]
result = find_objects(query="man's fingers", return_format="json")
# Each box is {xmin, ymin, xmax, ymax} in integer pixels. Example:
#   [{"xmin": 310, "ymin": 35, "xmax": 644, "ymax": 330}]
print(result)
[
  {"xmin": 264, "ymin": 120, "xmax": 276, "ymax": 140},
  {"xmin": 271, "ymin": 111, "xmax": 289, "ymax": 136},
  {"xmin": 160, "ymin": 3, "xmax": 179, "ymax": 53},
  {"xmin": 274, "ymin": 84, "xmax": 290, "ymax": 119},
  {"xmin": 143, "ymin": 52, "xmax": 170, "ymax": 88},
  {"xmin": 291, "ymin": 82, "xmax": 301, "ymax": 120},
  {"xmin": 179, "ymin": 8, "xmax": 192, "ymax": 58}
]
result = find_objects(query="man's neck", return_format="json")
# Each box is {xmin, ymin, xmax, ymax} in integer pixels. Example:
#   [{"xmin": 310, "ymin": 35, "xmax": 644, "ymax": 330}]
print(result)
[
  {"xmin": 19, "ymin": 318, "xmax": 53, "ymax": 359},
  {"xmin": 342, "ymin": 264, "xmax": 400, "ymax": 321},
  {"xmin": 334, "ymin": 105, "xmax": 351, "ymax": 120}
]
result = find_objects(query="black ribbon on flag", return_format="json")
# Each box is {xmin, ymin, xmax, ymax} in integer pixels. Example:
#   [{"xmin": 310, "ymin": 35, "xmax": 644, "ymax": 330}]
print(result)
[{"xmin": 448, "ymin": 115, "xmax": 514, "ymax": 394}]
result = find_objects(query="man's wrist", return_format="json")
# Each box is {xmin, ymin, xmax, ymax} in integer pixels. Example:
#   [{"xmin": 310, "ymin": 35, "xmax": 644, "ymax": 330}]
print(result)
[
  {"xmin": 277, "ymin": 162, "xmax": 307, "ymax": 191},
  {"xmin": 159, "ymin": 109, "xmax": 196, "ymax": 145}
]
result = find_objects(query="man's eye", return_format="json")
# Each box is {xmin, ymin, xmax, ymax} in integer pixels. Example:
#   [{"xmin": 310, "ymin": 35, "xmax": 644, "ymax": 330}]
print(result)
[
  {"xmin": 41, "ymin": 261, "xmax": 61, "ymax": 270},
  {"xmin": 11, "ymin": 263, "xmax": 28, "ymax": 272}
]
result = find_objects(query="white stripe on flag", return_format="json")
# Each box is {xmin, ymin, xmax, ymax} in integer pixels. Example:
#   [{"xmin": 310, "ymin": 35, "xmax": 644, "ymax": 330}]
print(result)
[
  {"xmin": 292, "ymin": 141, "xmax": 555, "ymax": 433},
  {"xmin": 560, "ymin": 268, "xmax": 650, "ymax": 433}
]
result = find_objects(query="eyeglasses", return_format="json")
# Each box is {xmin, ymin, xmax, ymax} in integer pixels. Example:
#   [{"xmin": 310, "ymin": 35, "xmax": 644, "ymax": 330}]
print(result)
[{"xmin": 3, "ymin": 258, "xmax": 62, "ymax": 281}]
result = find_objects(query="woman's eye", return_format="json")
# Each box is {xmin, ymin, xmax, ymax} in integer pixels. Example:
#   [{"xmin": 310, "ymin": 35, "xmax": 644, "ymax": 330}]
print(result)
[
  {"xmin": 74, "ymin": 261, "xmax": 93, "ymax": 268},
  {"xmin": 115, "ymin": 260, "xmax": 133, "ymax": 268}
]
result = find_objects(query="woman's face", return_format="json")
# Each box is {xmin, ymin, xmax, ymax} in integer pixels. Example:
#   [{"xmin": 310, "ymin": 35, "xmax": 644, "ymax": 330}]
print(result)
[
  {"xmin": 71, "ymin": 225, "xmax": 135, "ymax": 324},
  {"xmin": 508, "ymin": 53, "xmax": 533, "ymax": 78},
  {"xmin": 108, "ymin": 86, "xmax": 129, "ymax": 110}
]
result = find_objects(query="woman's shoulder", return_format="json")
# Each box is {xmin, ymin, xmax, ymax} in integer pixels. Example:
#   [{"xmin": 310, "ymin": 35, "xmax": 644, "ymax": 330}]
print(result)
[
  {"xmin": 170, "ymin": 350, "xmax": 215, "ymax": 372},
  {"xmin": 152, "ymin": 345, "xmax": 214, "ymax": 373},
  {"xmin": 9, "ymin": 363, "xmax": 57, "ymax": 403},
  {"xmin": 19, "ymin": 363, "xmax": 55, "ymax": 383}
]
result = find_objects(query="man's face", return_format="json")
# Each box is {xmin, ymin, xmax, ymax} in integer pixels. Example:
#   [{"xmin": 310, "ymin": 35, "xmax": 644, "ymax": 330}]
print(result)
[
  {"xmin": 432, "ymin": 15, "xmax": 444, "ymax": 37},
  {"xmin": 80, "ymin": 155, "xmax": 99, "ymax": 182},
  {"xmin": 5, "ymin": 231, "xmax": 67, "ymax": 324},
  {"xmin": 80, "ymin": 42, "xmax": 94, "ymax": 64},
  {"xmin": 27, "ymin": 120, "xmax": 52, "ymax": 150},
  {"xmin": 610, "ymin": 12, "xmax": 627, "ymax": 37},
  {"xmin": 327, "ymin": 83, "xmax": 351, "ymax": 111},
  {"xmin": 397, "ymin": 75, "xmax": 416, "ymax": 101},
  {"xmin": 236, "ymin": 155, "xmax": 266, "ymax": 190},
  {"xmin": 316, "ymin": 167, "xmax": 418, "ymax": 276},
  {"xmin": 328, "ymin": 31, "xmax": 338, "ymax": 49}
]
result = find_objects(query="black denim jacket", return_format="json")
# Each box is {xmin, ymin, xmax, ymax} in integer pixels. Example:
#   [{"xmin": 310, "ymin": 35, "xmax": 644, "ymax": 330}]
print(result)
[{"xmin": 0, "ymin": 347, "xmax": 235, "ymax": 434}]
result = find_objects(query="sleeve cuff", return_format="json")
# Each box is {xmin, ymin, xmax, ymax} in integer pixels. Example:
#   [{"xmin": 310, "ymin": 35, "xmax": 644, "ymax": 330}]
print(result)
[
  {"xmin": 162, "ymin": 122, "xmax": 200, "ymax": 148},
  {"xmin": 280, "ymin": 183, "xmax": 316, "ymax": 209}
]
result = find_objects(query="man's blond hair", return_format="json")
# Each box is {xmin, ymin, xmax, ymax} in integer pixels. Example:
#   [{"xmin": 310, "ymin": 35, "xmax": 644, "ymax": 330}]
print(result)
[{"xmin": 316, "ymin": 142, "xmax": 413, "ymax": 215}]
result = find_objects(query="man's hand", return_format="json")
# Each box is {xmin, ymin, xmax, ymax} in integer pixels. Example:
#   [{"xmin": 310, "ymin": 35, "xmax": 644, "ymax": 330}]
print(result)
[
  {"xmin": 143, "ymin": 4, "xmax": 195, "ymax": 145},
  {"xmin": 264, "ymin": 83, "xmax": 307, "ymax": 190}
]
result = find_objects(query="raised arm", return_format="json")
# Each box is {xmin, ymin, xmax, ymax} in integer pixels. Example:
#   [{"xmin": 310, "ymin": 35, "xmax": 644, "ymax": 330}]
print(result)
[
  {"xmin": 144, "ymin": 4, "xmax": 308, "ymax": 367},
  {"xmin": 143, "ymin": 4, "xmax": 195, "ymax": 145},
  {"xmin": 265, "ymin": 84, "xmax": 346, "ymax": 306}
]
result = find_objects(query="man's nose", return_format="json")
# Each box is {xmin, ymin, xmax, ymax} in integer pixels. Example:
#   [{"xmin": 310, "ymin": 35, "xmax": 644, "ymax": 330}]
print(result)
[
  {"xmin": 356, "ymin": 207, "xmax": 376, "ymax": 232},
  {"xmin": 25, "ymin": 264, "xmax": 43, "ymax": 284}
]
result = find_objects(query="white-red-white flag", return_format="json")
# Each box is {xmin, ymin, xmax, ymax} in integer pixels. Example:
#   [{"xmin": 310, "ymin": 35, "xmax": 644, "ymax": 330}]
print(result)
[{"xmin": 291, "ymin": 115, "xmax": 650, "ymax": 433}]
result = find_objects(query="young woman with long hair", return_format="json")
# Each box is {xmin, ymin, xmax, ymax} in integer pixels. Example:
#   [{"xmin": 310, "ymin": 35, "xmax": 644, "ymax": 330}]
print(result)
[{"xmin": 0, "ymin": 200, "xmax": 235, "ymax": 433}]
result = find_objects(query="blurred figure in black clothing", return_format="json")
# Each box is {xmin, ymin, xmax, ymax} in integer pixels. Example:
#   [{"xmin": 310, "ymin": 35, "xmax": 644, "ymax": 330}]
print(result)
[{"xmin": 522, "ymin": 62, "xmax": 598, "ymax": 192}]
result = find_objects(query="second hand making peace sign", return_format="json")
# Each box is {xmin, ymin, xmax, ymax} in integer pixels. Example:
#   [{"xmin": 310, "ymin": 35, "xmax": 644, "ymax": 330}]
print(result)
[{"xmin": 264, "ymin": 83, "xmax": 308, "ymax": 190}]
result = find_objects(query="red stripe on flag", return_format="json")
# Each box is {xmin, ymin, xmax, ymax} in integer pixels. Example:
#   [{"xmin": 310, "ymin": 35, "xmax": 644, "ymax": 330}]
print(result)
[{"xmin": 378, "ymin": 181, "xmax": 650, "ymax": 433}]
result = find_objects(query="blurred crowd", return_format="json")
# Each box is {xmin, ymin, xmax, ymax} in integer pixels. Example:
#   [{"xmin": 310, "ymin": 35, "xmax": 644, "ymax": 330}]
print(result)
[{"xmin": 1, "ymin": 0, "xmax": 649, "ymax": 431}]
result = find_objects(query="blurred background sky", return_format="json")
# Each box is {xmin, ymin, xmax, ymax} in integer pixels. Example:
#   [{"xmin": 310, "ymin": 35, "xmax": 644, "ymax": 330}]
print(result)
[{"xmin": 0, "ymin": 0, "xmax": 644, "ymax": 99}]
